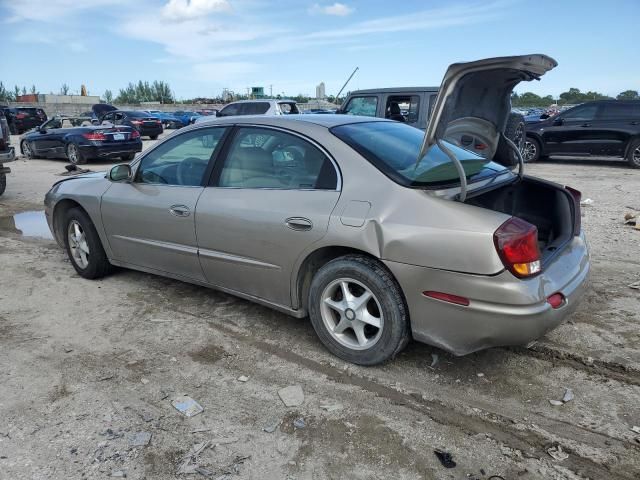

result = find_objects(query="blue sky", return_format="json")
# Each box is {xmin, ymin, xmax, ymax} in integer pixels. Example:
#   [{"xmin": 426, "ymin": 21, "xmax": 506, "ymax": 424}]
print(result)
[{"xmin": 1, "ymin": 0, "xmax": 638, "ymax": 100}]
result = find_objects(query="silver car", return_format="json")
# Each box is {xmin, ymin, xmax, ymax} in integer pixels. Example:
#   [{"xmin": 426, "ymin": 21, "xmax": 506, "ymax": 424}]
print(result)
[{"xmin": 44, "ymin": 55, "xmax": 589, "ymax": 365}]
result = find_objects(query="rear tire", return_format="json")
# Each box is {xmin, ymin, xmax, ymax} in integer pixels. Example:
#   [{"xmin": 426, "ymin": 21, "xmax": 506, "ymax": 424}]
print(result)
[
  {"xmin": 0, "ymin": 173, "xmax": 6, "ymax": 196},
  {"xmin": 627, "ymin": 138, "xmax": 640, "ymax": 169},
  {"xmin": 523, "ymin": 136, "xmax": 541, "ymax": 163},
  {"xmin": 150, "ymin": 135, "xmax": 158, "ymax": 140},
  {"xmin": 308, "ymin": 255, "xmax": 410, "ymax": 365},
  {"xmin": 121, "ymin": 153, "xmax": 135, "ymax": 162},
  {"xmin": 9, "ymin": 123, "xmax": 17, "ymax": 135},
  {"xmin": 66, "ymin": 143, "xmax": 87, "ymax": 165},
  {"xmin": 63, "ymin": 207, "xmax": 112, "ymax": 279}
]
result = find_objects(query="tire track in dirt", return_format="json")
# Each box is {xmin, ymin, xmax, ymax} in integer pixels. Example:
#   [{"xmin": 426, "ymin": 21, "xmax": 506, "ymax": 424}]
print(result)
[{"xmin": 167, "ymin": 308, "xmax": 639, "ymax": 480}]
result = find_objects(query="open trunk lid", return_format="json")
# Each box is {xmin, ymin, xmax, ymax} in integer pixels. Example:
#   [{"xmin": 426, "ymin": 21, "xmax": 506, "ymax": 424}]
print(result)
[
  {"xmin": 92, "ymin": 103, "xmax": 117, "ymax": 117},
  {"xmin": 417, "ymin": 54, "xmax": 557, "ymax": 200}
]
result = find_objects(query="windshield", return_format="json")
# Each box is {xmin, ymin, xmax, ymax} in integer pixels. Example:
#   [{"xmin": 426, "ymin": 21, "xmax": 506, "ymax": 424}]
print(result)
[{"xmin": 331, "ymin": 121, "xmax": 509, "ymax": 188}]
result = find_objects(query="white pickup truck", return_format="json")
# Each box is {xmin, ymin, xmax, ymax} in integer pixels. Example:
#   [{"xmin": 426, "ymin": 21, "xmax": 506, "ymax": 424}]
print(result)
[{"xmin": 0, "ymin": 109, "xmax": 16, "ymax": 196}]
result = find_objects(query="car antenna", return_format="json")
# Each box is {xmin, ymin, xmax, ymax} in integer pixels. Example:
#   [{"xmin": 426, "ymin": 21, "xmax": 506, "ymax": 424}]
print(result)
[{"xmin": 334, "ymin": 67, "xmax": 359, "ymax": 106}]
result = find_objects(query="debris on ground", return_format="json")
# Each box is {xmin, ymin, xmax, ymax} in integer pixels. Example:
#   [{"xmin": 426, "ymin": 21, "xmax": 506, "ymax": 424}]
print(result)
[
  {"xmin": 237, "ymin": 375, "xmax": 249, "ymax": 382},
  {"xmin": 278, "ymin": 385, "xmax": 304, "ymax": 407},
  {"xmin": 624, "ymin": 212, "xmax": 639, "ymax": 230},
  {"xmin": 59, "ymin": 165, "xmax": 92, "ymax": 176},
  {"xmin": 477, "ymin": 373, "xmax": 485, "ymax": 378},
  {"xmin": 631, "ymin": 426, "xmax": 640, "ymax": 434},
  {"xmin": 433, "ymin": 449, "xmax": 456, "ymax": 468},
  {"xmin": 177, "ymin": 440, "xmax": 211, "ymax": 474},
  {"xmin": 111, "ymin": 470, "xmax": 126, "ymax": 477},
  {"xmin": 547, "ymin": 445, "xmax": 569, "ymax": 461},
  {"xmin": 580, "ymin": 198, "xmax": 594, "ymax": 206},
  {"xmin": 293, "ymin": 418, "xmax": 306, "ymax": 429},
  {"xmin": 263, "ymin": 420, "xmax": 280, "ymax": 433},
  {"xmin": 171, "ymin": 395, "xmax": 204, "ymax": 417},
  {"xmin": 319, "ymin": 403, "xmax": 343, "ymax": 412},
  {"xmin": 430, "ymin": 353, "xmax": 439, "ymax": 368},
  {"xmin": 629, "ymin": 281, "xmax": 640, "ymax": 290},
  {"xmin": 548, "ymin": 400, "xmax": 564, "ymax": 406},
  {"xmin": 210, "ymin": 437, "xmax": 239, "ymax": 446},
  {"xmin": 191, "ymin": 427, "xmax": 211, "ymax": 434},
  {"xmin": 140, "ymin": 378, "xmax": 149, "ymax": 385},
  {"xmin": 562, "ymin": 388, "xmax": 574, "ymax": 403},
  {"xmin": 128, "ymin": 431, "xmax": 151, "ymax": 447}
]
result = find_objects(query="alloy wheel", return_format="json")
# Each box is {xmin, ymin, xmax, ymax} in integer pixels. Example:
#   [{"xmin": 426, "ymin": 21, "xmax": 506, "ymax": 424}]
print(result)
[
  {"xmin": 22, "ymin": 141, "xmax": 32, "ymax": 159},
  {"xmin": 634, "ymin": 145, "xmax": 640, "ymax": 165},
  {"xmin": 522, "ymin": 140, "xmax": 537, "ymax": 162},
  {"xmin": 514, "ymin": 123, "xmax": 525, "ymax": 152},
  {"xmin": 67, "ymin": 220, "xmax": 90, "ymax": 269},
  {"xmin": 320, "ymin": 277, "xmax": 384, "ymax": 350},
  {"xmin": 67, "ymin": 144, "xmax": 79, "ymax": 164}
]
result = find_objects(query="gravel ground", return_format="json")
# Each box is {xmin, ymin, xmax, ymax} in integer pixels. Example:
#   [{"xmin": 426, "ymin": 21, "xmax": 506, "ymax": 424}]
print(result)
[{"xmin": 0, "ymin": 132, "xmax": 639, "ymax": 480}]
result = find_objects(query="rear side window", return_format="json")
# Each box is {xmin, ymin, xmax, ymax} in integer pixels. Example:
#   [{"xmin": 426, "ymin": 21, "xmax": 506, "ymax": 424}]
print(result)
[
  {"xmin": 218, "ymin": 104, "xmax": 241, "ymax": 117},
  {"xmin": 342, "ymin": 96, "xmax": 378, "ymax": 117},
  {"xmin": 217, "ymin": 127, "xmax": 337, "ymax": 190},
  {"xmin": 599, "ymin": 102, "xmax": 640, "ymax": 119},
  {"xmin": 240, "ymin": 102, "xmax": 270, "ymax": 115},
  {"xmin": 279, "ymin": 103, "xmax": 299, "ymax": 114},
  {"xmin": 385, "ymin": 95, "xmax": 420, "ymax": 124}
]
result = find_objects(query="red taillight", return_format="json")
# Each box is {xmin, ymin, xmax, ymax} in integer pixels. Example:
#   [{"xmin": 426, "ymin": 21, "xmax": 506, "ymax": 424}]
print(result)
[
  {"xmin": 423, "ymin": 291, "xmax": 470, "ymax": 306},
  {"xmin": 16, "ymin": 113, "xmax": 26, "ymax": 119},
  {"xmin": 565, "ymin": 186, "xmax": 582, "ymax": 235},
  {"xmin": 130, "ymin": 130, "xmax": 140, "ymax": 139},
  {"xmin": 494, "ymin": 217, "xmax": 541, "ymax": 278},
  {"xmin": 547, "ymin": 293, "xmax": 565, "ymax": 309},
  {"xmin": 474, "ymin": 142, "xmax": 487, "ymax": 150},
  {"xmin": 82, "ymin": 132, "xmax": 107, "ymax": 141},
  {"xmin": 155, "ymin": 120, "xmax": 162, "ymax": 125}
]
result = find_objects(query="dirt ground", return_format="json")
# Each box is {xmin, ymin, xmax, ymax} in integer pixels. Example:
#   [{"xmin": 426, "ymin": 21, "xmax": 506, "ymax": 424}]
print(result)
[{"xmin": 0, "ymin": 132, "xmax": 639, "ymax": 480}]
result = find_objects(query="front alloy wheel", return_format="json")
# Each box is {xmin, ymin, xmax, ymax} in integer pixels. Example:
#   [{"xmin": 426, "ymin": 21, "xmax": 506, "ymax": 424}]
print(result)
[
  {"xmin": 67, "ymin": 220, "xmax": 90, "ymax": 269},
  {"xmin": 22, "ymin": 141, "xmax": 34, "ymax": 159},
  {"xmin": 522, "ymin": 139, "xmax": 538, "ymax": 163}
]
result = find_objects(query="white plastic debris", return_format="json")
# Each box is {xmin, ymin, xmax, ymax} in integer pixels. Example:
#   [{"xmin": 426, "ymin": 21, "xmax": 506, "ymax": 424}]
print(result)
[
  {"xmin": 631, "ymin": 426, "xmax": 640, "ymax": 434},
  {"xmin": 547, "ymin": 445, "xmax": 569, "ymax": 461},
  {"xmin": 430, "ymin": 353, "xmax": 439, "ymax": 368},
  {"xmin": 171, "ymin": 395, "xmax": 204, "ymax": 417},
  {"xmin": 580, "ymin": 198, "xmax": 594, "ymax": 206},
  {"xmin": 237, "ymin": 375, "xmax": 249, "ymax": 382},
  {"xmin": 549, "ymin": 400, "xmax": 564, "ymax": 406},
  {"xmin": 278, "ymin": 385, "xmax": 304, "ymax": 407},
  {"xmin": 562, "ymin": 388, "xmax": 574, "ymax": 403},
  {"xmin": 320, "ymin": 403, "xmax": 343, "ymax": 412},
  {"xmin": 129, "ymin": 431, "xmax": 151, "ymax": 447}
]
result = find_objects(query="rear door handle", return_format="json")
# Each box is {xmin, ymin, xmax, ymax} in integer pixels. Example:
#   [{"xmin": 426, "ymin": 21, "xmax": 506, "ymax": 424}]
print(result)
[
  {"xmin": 631, "ymin": 121, "xmax": 639, "ymax": 125},
  {"xmin": 580, "ymin": 123, "xmax": 591, "ymax": 127},
  {"xmin": 169, "ymin": 205, "xmax": 190, "ymax": 217},
  {"xmin": 285, "ymin": 217, "xmax": 313, "ymax": 231}
]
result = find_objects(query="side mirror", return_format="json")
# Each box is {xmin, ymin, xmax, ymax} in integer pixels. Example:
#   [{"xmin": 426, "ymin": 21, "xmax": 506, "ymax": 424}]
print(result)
[
  {"xmin": 108, "ymin": 163, "xmax": 132, "ymax": 182},
  {"xmin": 552, "ymin": 117, "xmax": 564, "ymax": 126},
  {"xmin": 539, "ymin": 113, "xmax": 550, "ymax": 120}
]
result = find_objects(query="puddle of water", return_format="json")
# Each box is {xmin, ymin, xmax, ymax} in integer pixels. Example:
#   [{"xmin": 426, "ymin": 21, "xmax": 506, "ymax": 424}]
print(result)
[{"xmin": 0, "ymin": 210, "xmax": 54, "ymax": 240}]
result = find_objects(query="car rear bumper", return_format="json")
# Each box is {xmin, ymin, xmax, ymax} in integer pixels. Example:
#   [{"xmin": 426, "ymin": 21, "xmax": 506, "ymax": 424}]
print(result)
[
  {"xmin": 0, "ymin": 146, "xmax": 16, "ymax": 164},
  {"xmin": 138, "ymin": 125, "xmax": 163, "ymax": 136},
  {"xmin": 78, "ymin": 142, "xmax": 142, "ymax": 159},
  {"xmin": 384, "ymin": 233, "xmax": 590, "ymax": 356}
]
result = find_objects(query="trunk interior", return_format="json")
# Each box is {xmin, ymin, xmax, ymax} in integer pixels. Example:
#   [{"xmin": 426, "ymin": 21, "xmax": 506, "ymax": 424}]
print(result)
[{"xmin": 467, "ymin": 177, "xmax": 576, "ymax": 263}]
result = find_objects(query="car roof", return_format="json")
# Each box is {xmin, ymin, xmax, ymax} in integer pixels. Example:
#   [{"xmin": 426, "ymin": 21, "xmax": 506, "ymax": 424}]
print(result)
[
  {"xmin": 190, "ymin": 113, "xmax": 389, "ymax": 129},
  {"xmin": 225, "ymin": 99, "xmax": 297, "ymax": 104},
  {"xmin": 348, "ymin": 87, "xmax": 440, "ymax": 95}
]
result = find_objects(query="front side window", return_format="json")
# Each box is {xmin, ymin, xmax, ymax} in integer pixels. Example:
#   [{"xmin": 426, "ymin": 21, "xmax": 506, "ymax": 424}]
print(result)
[
  {"xmin": 342, "ymin": 96, "xmax": 378, "ymax": 117},
  {"xmin": 385, "ymin": 95, "xmax": 420, "ymax": 124},
  {"xmin": 332, "ymin": 121, "xmax": 508, "ymax": 188},
  {"xmin": 136, "ymin": 127, "xmax": 226, "ymax": 186},
  {"xmin": 217, "ymin": 127, "xmax": 337, "ymax": 190},
  {"xmin": 561, "ymin": 104, "xmax": 598, "ymax": 121},
  {"xmin": 218, "ymin": 104, "xmax": 241, "ymax": 117}
]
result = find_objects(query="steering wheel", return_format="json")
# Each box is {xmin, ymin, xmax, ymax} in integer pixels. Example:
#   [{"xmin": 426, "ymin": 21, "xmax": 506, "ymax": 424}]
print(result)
[{"xmin": 177, "ymin": 157, "xmax": 207, "ymax": 186}]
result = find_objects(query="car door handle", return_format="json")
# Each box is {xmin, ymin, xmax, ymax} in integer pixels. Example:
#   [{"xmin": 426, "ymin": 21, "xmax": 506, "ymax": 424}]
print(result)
[
  {"xmin": 169, "ymin": 205, "xmax": 190, "ymax": 217},
  {"xmin": 630, "ymin": 121, "xmax": 639, "ymax": 125},
  {"xmin": 580, "ymin": 123, "xmax": 591, "ymax": 127},
  {"xmin": 285, "ymin": 217, "xmax": 313, "ymax": 231}
]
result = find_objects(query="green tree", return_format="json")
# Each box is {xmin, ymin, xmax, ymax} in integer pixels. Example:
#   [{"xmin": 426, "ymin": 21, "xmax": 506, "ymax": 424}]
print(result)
[
  {"xmin": 0, "ymin": 82, "xmax": 11, "ymax": 102},
  {"xmin": 60, "ymin": 83, "xmax": 70, "ymax": 95},
  {"xmin": 13, "ymin": 85, "xmax": 20, "ymax": 99},
  {"xmin": 21, "ymin": 86, "xmax": 27, "ymax": 96},
  {"xmin": 30, "ymin": 85, "xmax": 37, "ymax": 95},
  {"xmin": 103, "ymin": 89, "xmax": 113, "ymax": 103},
  {"xmin": 617, "ymin": 90, "xmax": 639, "ymax": 100}
]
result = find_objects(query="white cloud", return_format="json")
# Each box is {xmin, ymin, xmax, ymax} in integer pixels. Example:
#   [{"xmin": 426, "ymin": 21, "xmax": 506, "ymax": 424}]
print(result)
[
  {"xmin": 1, "ymin": 0, "xmax": 124, "ymax": 22},
  {"xmin": 161, "ymin": 0, "xmax": 231, "ymax": 21},
  {"xmin": 310, "ymin": 2, "xmax": 354, "ymax": 16}
]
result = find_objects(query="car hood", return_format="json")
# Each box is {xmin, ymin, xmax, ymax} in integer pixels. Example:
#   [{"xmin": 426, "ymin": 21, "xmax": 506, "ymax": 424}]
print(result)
[
  {"xmin": 92, "ymin": 104, "xmax": 117, "ymax": 116},
  {"xmin": 418, "ymin": 54, "xmax": 557, "ymax": 160}
]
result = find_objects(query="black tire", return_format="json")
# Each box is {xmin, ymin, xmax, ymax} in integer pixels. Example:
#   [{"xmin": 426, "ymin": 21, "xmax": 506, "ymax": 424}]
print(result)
[
  {"xmin": 308, "ymin": 255, "xmax": 410, "ymax": 365},
  {"xmin": 62, "ymin": 207, "xmax": 112, "ymax": 279},
  {"xmin": 21, "ymin": 140, "xmax": 36, "ymax": 159},
  {"xmin": 494, "ymin": 112, "xmax": 525, "ymax": 167},
  {"xmin": 522, "ymin": 136, "xmax": 542, "ymax": 163},
  {"xmin": 627, "ymin": 138, "xmax": 640, "ymax": 169},
  {"xmin": 0, "ymin": 172, "xmax": 6, "ymax": 196},
  {"xmin": 150, "ymin": 135, "xmax": 158, "ymax": 140},
  {"xmin": 66, "ymin": 143, "xmax": 87, "ymax": 165},
  {"xmin": 121, "ymin": 153, "xmax": 136, "ymax": 162},
  {"xmin": 9, "ymin": 123, "xmax": 17, "ymax": 135}
]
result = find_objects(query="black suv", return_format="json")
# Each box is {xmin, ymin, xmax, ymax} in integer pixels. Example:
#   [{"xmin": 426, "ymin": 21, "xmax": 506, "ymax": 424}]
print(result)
[
  {"xmin": 99, "ymin": 110, "xmax": 163, "ymax": 139},
  {"xmin": 524, "ymin": 100, "xmax": 640, "ymax": 168},
  {"xmin": 0, "ymin": 108, "xmax": 16, "ymax": 196},
  {"xmin": 1, "ymin": 107, "xmax": 47, "ymax": 134}
]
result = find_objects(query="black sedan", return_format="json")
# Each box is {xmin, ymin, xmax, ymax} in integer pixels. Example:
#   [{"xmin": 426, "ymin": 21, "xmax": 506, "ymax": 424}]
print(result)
[
  {"xmin": 97, "ymin": 107, "xmax": 163, "ymax": 139},
  {"xmin": 20, "ymin": 117, "xmax": 142, "ymax": 165}
]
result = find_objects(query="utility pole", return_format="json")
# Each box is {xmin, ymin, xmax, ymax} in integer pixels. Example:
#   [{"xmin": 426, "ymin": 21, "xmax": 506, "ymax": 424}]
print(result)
[{"xmin": 270, "ymin": 84, "xmax": 273, "ymax": 98}]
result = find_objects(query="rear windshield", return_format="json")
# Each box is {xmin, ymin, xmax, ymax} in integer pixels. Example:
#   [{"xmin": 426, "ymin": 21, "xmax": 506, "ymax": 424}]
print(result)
[
  {"xmin": 125, "ymin": 111, "xmax": 150, "ymax": 118},
  {"xmin": 331, "ymin": 121, "xmax": 509, "ymax": 188}
]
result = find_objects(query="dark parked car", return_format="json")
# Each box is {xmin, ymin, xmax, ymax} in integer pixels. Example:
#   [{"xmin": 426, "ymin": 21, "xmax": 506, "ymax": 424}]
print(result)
[
  {"xmin": 97, "ymin": 106, "xmax": 163, "ymax": 139},
  {"xmin": 0, "ymin": 108, "xmax": 16, "ymax": 195},
  {"xmin": 524, "ymin": 100, "xmax": 640, "ymax": 168},
  {"xmin": 20, "ymin": 116, "xmax": 142, "ymax": 165},
  {"xmin": 2, "ymin": 107, "xmax": 47, "ymax": 134}
]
